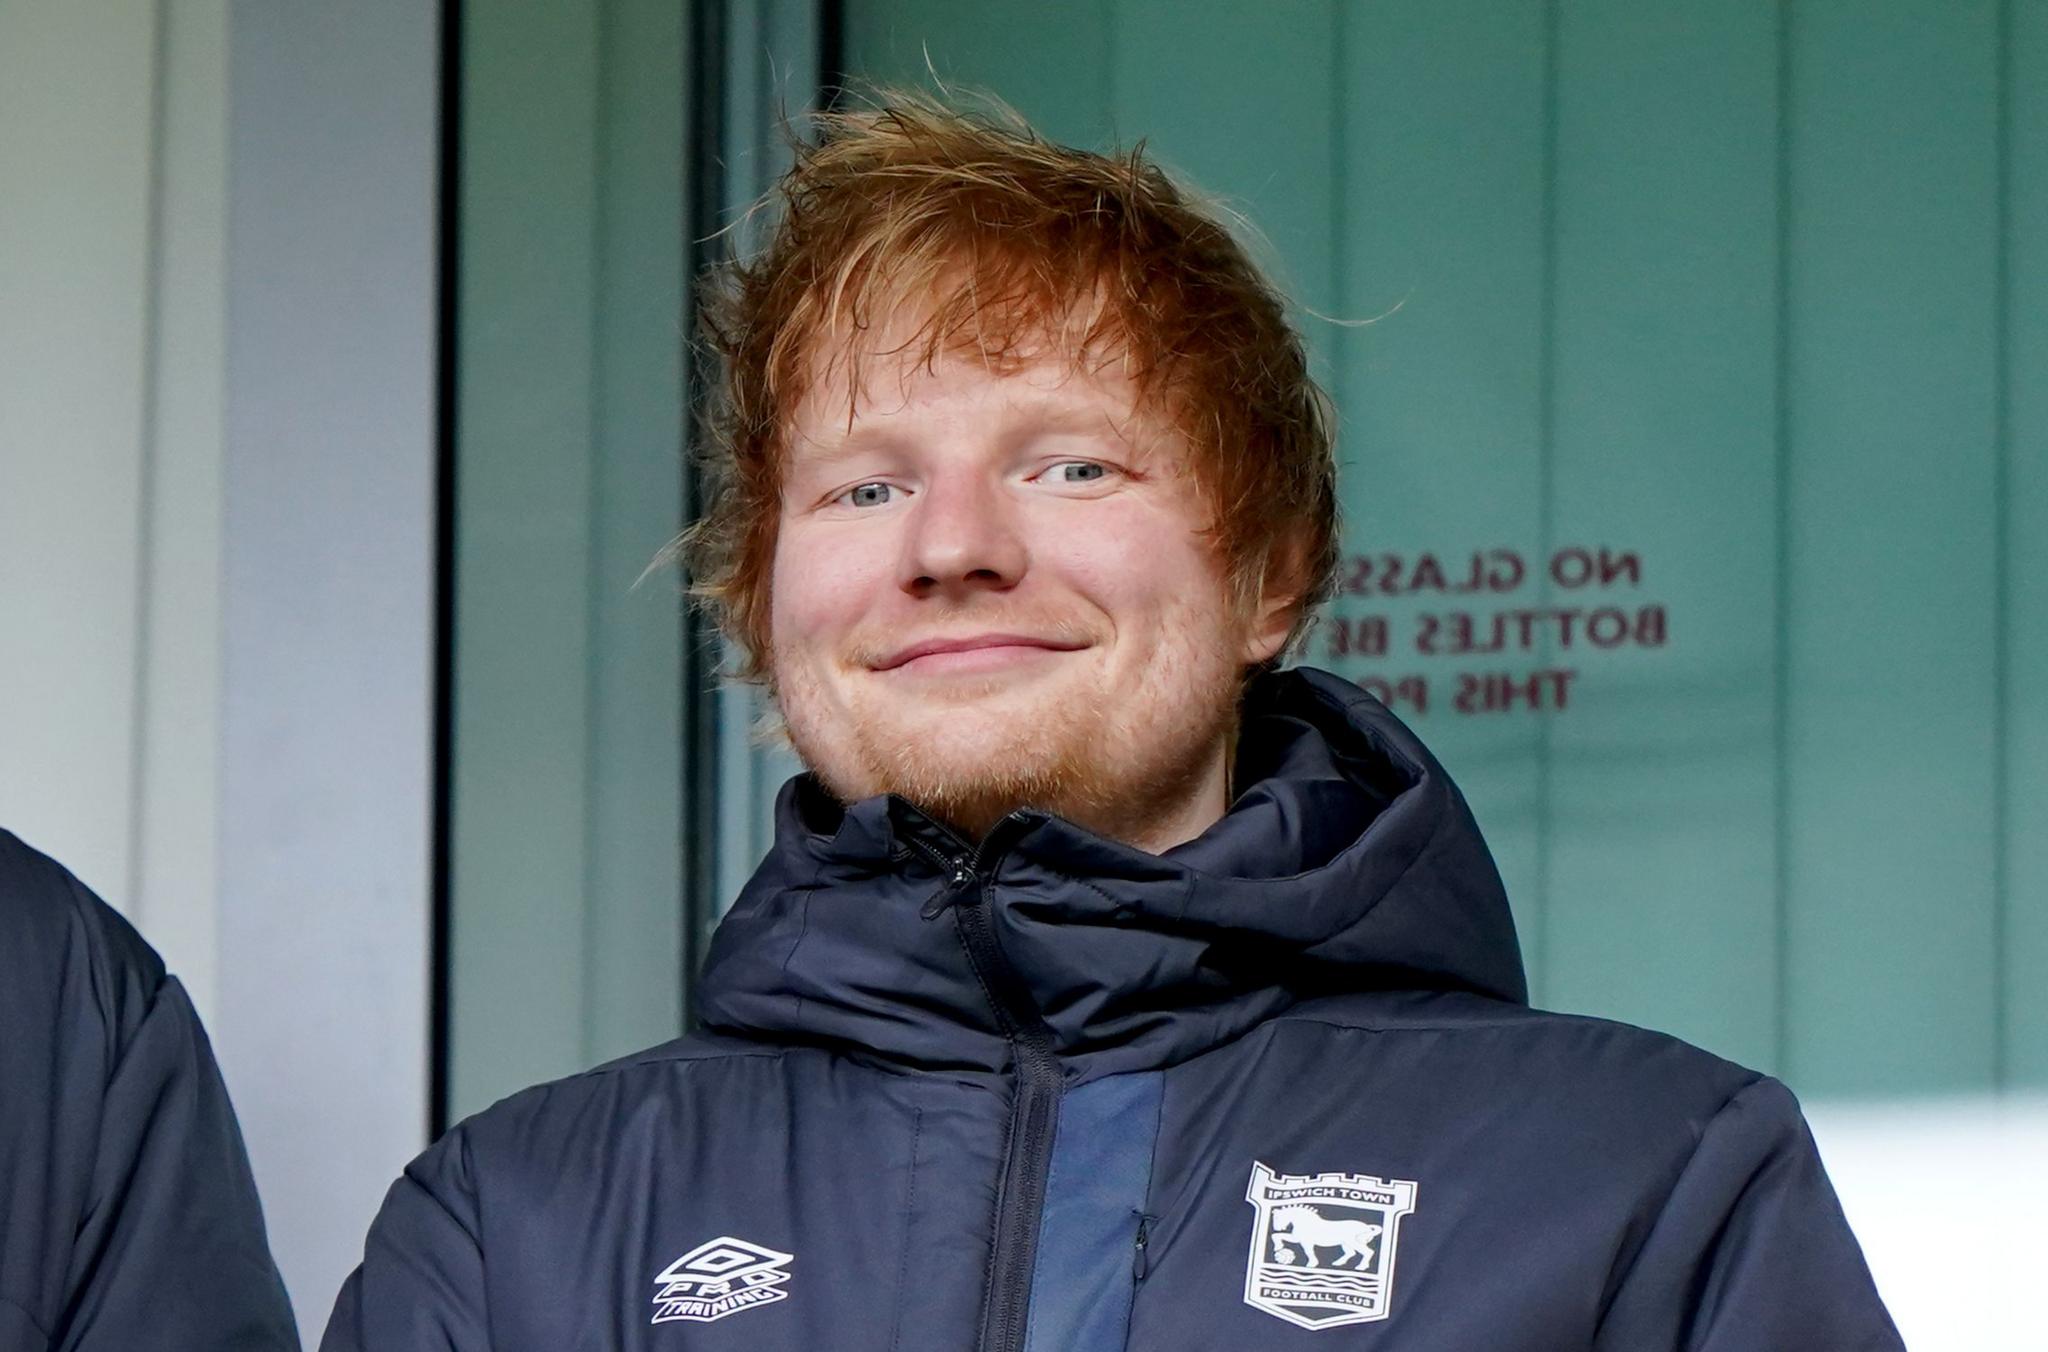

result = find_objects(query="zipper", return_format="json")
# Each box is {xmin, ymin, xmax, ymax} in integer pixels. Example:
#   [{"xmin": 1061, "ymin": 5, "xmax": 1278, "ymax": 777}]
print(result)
[
  {"xmin": 1132, "ymin": 1213, "xmax": 1151, "ymax": 1281},
  {"xmin": 902, "ymin": 810, "xmax": 1062, "ymax": 1352},
  {"xmin": 959, "ymin": 882, "xmax": 1061, "ymax": 1352},
  {"xmin": 905, "ymin": 814, "xmax": 996, "ymax": 918}
]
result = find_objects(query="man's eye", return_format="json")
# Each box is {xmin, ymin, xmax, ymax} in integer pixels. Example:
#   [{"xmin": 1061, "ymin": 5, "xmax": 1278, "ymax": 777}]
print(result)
[
  {"xmin": 1044, "ymin": 462, "xmax": 1108, "ymax": 484},
  {"xmin": 839, "ymin": 482, "xmax": 896, "ymax": 508}
]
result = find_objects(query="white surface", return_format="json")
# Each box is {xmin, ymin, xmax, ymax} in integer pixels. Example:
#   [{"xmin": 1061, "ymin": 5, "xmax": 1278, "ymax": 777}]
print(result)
[
  {"xmin": 220, "ymin": 0, "xmax": 437, "ymax": 1337},
  {"xmin": 1808, "ymin": 1094, "xmax": 2048, "ymax": 1351},
  {"xmin": 0, "ymin": 0, "xmax": 228, "ymax": 1030},
  {"xmin": 0, "ymin": 0, "xmax": 155, "ymax": 932},
  {"xmin": 135, "ymin": 0, "xmax": 229, "ymax": 1024}
]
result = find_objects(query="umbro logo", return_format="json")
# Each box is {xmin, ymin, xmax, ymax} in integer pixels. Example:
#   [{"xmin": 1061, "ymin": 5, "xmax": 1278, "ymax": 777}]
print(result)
[{"xmin": 651, "ymin": 1235, "xmax": 793, "ymax": 1325}]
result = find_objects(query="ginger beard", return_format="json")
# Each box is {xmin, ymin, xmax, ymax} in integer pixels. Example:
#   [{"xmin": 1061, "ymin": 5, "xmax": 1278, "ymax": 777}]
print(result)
[
  {"xmin": 773, "ymin": 594, "xmax": 1250, "ymax": 849},
  {"xmin": 764, "ymin": 343, "xmax": 1282, "ymax": 852}
]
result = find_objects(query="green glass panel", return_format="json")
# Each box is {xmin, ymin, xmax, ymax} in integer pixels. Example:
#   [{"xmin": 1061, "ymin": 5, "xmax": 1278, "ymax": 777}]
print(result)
[
  {"xmin": 841, "ymin": 0, "xmax": 1112, "ymax": 148},
  {"xmin": 449, "ymin": 0, "xmax": 685, "ymax": 1122},
  {"xmin": 2007, "ymin": 0, "xmax": 2048, "ymax": 1089},
  {"xmin": 1541, "ymin": 1, "xmax": 1781, "ymax": 1071},
  {"xmin": 1105, "ymin": 0, "xmax": 1337, "ymax": 305},
  {"xmin": 451, "ymin": 0, "xmax": 604, "ymax": 1120},
  {"xmin": 832, "ymin": 0, "xmax": 2036, "ymax": 1094},
  {"xmin": 1332, "ymin": 1, "xmax": 1551, "ymax": 989},
  {"xmin": 1782, "ymin": 0, "xmax": 2002, "ymax": 1095},
  {"xmin": 585, "ymin": 0, "xmax": 687, "ymax": 1067}
]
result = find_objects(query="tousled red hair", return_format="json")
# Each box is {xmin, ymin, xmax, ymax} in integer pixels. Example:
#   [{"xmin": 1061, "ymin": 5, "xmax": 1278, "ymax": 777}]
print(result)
[{"xmin": 683, "ymin": 92, "xmax": 1340, "ymax": 682}]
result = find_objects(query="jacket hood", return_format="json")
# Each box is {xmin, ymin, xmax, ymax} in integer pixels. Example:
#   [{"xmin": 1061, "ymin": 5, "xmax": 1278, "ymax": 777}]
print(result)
[{"xmin": 695, "ymin": 667, "xmax": 1526, "ymax": 1081}]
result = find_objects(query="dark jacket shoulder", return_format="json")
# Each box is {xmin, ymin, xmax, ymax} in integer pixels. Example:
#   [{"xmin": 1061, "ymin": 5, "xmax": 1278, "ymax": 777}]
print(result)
[
  {"xmin": 0, "ymin": 828, "xmax": 165, "ymax": 1052},
  {"xmin": 1280, "ymin": 987, "xmax": 1762, "ymax": 1096},
  {"xmin": 0, "ymin": 828, "xmax": 299, "ymax": 1350}
]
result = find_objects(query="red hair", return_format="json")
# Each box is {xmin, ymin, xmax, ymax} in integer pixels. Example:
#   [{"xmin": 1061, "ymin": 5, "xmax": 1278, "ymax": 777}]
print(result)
[{"xmin": 683, "ymin": 92, "xmax": 1339, "ymax": 681}]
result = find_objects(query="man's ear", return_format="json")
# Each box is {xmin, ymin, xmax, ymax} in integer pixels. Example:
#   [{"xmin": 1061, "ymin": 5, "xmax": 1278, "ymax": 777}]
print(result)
[{"xmin": 1236, "ymin": 542, "xmax": 1308, "ymax": 667}]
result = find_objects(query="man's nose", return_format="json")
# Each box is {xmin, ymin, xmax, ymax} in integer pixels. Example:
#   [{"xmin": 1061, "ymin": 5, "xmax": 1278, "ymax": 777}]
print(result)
[{"xmin": 899, "ymin": 474, "xmax": 1027, "ymax": 598}]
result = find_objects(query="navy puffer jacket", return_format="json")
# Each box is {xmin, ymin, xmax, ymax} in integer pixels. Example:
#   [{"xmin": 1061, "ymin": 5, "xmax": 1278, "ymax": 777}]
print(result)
[
  {"xmin": 0, "ymin": 831, "xmax": 298, "ymax": 1350},
  {"xmin": 325, "ymin": 668, "xmax": 1900, "ymax": 1350}
]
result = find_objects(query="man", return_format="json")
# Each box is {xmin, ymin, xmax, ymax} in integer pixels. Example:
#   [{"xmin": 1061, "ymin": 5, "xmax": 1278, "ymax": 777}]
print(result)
[
  {"xmin": 326, "ymin": 99, "xmax": 1901, "ymax": 1349},
  {"xmin": 0, "ymin": 829, "xmax": 300, "ymax": 1348}
]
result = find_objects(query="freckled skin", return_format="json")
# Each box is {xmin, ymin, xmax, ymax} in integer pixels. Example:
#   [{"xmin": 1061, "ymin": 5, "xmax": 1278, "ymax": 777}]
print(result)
[{"xmin": 769, "ymin": 345, "xmax": 1292, "ymax": 853}]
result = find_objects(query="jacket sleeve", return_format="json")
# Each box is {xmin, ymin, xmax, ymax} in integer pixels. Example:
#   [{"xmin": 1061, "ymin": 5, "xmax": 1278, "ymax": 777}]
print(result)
[
  {"xmin": 1594, "ymin": 1075, "xmax": 1904, "ymax": 1351},
  {"xmin": 319, "ymin": 1128, "xmax": 489, "ymax": 1351},
  {"xmin": 63, "ymin": 971, "xmax": 301, "ymax": 1351},
  {"xmin": 0, "ymin": 836, "xmax": 303, "ymax": 1352}
]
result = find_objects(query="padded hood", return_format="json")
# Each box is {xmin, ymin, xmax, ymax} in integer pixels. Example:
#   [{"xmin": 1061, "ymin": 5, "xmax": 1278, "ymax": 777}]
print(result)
[{"xmin": 696, "ymin": 666, "xmax": 1527, "ymax": 1081}]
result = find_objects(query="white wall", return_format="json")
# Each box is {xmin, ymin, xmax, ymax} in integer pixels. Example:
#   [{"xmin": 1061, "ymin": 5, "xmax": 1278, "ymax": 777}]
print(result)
[
  {"xmin": 0, "ymin": 1, "xmax": 216, "ymax": 997},
  {"xmin": 1809, "ymin": 1095, "xmax": 2048, "ymax": 1351},
  {"xmin": 0, "ymin": 2, "xmax": 437, "ymax": 1342},
  {"xmin": 219, "ymin": 0, "xmax": 438, "ymax": 1337}
]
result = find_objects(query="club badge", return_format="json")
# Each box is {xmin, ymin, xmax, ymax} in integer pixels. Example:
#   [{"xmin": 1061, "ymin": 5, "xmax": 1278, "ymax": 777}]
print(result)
[{"xmin": 1244, "ymin": 1161, "xmax": 1418, "ymax": 1330}]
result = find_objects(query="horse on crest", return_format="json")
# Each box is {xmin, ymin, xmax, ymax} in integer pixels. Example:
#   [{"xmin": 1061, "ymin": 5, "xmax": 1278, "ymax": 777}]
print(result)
[{"xmin": 1269, "ymin": 1205, "xmax": 1382, "ymax": 1270}]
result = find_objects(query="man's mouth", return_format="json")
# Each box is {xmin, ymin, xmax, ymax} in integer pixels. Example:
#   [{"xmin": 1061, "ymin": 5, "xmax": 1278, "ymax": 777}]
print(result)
[{"xmin": 873, "ymin": 633, "xmax": 1089, "ymax": 674}]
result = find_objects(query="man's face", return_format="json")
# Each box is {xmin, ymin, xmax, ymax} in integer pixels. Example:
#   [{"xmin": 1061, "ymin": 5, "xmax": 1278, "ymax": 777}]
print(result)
[{"xmin": 768, "ymin": 333, "xmax": 1287, "ymax": 849}]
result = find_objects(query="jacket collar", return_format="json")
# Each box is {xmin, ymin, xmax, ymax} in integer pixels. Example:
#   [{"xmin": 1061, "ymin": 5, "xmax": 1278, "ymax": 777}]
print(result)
[{"xmin": 694, "ymin": 667, "xmax": 1527, "ymax": 1081}]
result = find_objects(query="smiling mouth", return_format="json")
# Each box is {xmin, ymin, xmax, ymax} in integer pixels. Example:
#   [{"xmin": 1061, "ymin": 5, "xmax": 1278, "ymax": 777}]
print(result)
[{"xmin": 874, "ymin": 635, "xmax": 1088, "ymax": 674}]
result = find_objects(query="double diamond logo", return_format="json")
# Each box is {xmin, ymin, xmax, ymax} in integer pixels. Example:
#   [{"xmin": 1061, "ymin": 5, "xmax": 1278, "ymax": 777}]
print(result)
[{"xmin": 650, "ymin": 1235, "xmax": 793, "ymax": 1325}]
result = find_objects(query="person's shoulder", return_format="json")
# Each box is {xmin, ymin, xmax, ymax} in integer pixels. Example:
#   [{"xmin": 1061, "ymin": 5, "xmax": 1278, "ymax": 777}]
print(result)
[
  {"xmin": 437, "ymin": 1029, "xmax": 797, "ymax": 1173},
  {"xmin": 1271, "ymin": 988, "xmax": 1767, "ymax": 1120},
  {"xmin": 483, "ymin": 1026, "xmax": 793, "ymax": 1109},
  {"xmin": 0, "ymin": 827, "xmax": 166, "ymax": 1033}
]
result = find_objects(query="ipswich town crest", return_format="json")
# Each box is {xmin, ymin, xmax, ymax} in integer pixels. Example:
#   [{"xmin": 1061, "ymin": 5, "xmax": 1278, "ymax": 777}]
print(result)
[{"xmin": 1244, "ymin": 1161, "xmax": 1419, "ymax": 1330}]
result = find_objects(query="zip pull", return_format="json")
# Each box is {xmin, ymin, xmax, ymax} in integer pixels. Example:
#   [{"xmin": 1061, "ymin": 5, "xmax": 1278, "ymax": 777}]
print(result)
[
  {"xmin": 918, "ymin": 859, "xmax": 976, "ymax": 919},
  {"xmin": 1132, "ymin": 1213, "xmax": 1151, "ymax": 1281}
]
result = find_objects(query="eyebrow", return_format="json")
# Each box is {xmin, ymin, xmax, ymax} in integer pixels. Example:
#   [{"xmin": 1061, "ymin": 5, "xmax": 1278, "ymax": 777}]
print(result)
[
  {"xmin": 789, "ymin": 392, "xmax": 1136, "ymax": 467},
  {"xmin": 783, "ymin": 425, "xmax": 903, "ymax": 473},
  {"xmin": 1017, "ymin": 402, "xmax": 1132, "ymax": 441}
]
